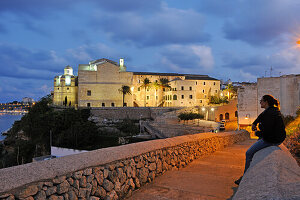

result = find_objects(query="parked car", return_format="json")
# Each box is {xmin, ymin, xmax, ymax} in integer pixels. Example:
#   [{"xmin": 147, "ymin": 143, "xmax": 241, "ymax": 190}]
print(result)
[{"xmin": 221, "ymin": 119, "xmax": 226, "ymax": 125}]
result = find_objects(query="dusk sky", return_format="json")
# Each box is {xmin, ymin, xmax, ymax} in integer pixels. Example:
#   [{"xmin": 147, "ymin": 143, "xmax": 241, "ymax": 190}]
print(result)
[{"xmin": 1, "ymin": 0, "xmax": 300, "ymax": 102}]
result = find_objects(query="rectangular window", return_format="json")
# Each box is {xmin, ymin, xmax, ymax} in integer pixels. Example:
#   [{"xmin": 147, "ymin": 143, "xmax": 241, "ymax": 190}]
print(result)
[
  {"xmin": 147, "ymin": 96, "xmax": 150, "ymax": 100},
  {"xmin": 203, "ymin": 90, "xmax": 205, "ymax": 93},
  {"xmin": 87, "ymin": 103, "xmax": 90, "ymax": 107},
  {"xmin": 163, "ymin": 88, "xmax": 165, "ymax": 91},
  {"xmin": 174, "ymin": 88, "xmax": 177, "ymax": 91},
  {"xmin": 111, "ymin": 103, "xmax": 115, "ymax": 107},
  {"xmin": 138, "ymin": 80, "xmax": 140, "ymax": 83},
  {"xmin": 156, "ymin": 96, "xmax": 158, "ymax": 100},
  {"xmin": 147, "ymin": 88, "xmax": 150, "ymax": 91},
  {"xmin": 200, "ymin": 100, "xmax": 202, "ymax": 103},
  {"xmin": 215, "ymin": 90, "xmax": 218, "ymax": 93},
  {"xmin": 181, "ymin": 86, "xmax": 184, "ymax": 90},
  {"xmin": 189, "ymin": 95, "xmax": 193, "ymax": 99},
  {"xmin": 102, "ymin": 103, "xmax": 105, "ymax": 107},
  {"xmin": 87, "ymin": 90, "xmax": 91, "ymax": 96},
  {"xmin": 138, "ymin": 87, "xmax": 140, "ymax": 91},
  {"xmin": 214, "ymin": 82, "xmax": 216, "ymax": 85},
  {"xmin": 189, "ymin": 86, "xmax": 192, "ymax": 90},
  {"xmin": 196, "ymin": 81, "xmax": 197, "ymax": 85},
  {"xmin": 124, "ymin": 103, "xmax": 127, "ymax": 107},
  {"xmin": 203, "ymin": 82, "xmax": 206, "ymax": 85},
  {"xmin": 181, "ymin": 95, "xmax": 184, "ymax": 99}
]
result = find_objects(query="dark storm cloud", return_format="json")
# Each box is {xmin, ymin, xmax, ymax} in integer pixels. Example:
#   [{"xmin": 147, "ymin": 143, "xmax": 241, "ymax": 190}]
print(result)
[{"xmin": 94, "ymin": 6, "xmax": 210, "ymax": 47}]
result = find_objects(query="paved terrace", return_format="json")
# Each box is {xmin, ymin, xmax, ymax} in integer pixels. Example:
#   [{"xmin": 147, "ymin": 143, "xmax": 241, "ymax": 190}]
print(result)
[{"xmin": 128, "ymin": 139, "xmax": 256, "ymax": 200}]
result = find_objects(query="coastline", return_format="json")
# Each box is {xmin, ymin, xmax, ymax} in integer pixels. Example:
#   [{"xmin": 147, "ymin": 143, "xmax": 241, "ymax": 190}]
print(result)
[{"xmin": 0, "ymin": 114, "xmax": 23, "ymax": 141}]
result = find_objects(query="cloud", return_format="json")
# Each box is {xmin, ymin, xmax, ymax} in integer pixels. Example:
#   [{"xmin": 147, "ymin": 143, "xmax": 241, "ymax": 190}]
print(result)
[
  {"xmin": 0, "ymin": 43, "xmax": 68, "ymax": 79},
  {"xmin": 221, "ymin": 47, "xmax": 300, "ymax": 81},
  {"xmin": 0, "ymin": 77, "xmax": 52, "ymax": 102},
  {"xmin": 0, "ymin": 0, "xmax": 78, "ymax": 17},
  {"xmin": 93, "ymin": 5, "xmax": 209, "ymax": 47},
  {"xmin": 0, "ymin": 43, "xmax": 126, "ymax": 80},
  {"xmin": 194, "ymin": 0, "xmax": 238, "ymax": 17},
  {"xmin": 158, "ymin": 44, "xmax": 214, "ymax": 74},
  {"xmin": 222, "ymin": 0, "xmax": 300, "ymax": 46},
  {"xmin": 94, "ymin": 0, "xmax": 162, "ymax": 13}
]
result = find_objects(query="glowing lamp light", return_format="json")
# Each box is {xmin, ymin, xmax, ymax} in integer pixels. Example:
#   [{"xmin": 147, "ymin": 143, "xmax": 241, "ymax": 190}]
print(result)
[
  {"xmin": 130, "ymin": 87, "xmax": 134, "ymax": 92},
  {"xmin": 211, "ymin": 108, "xmax": 214, "ymax": 111},
  {"xmin": 202, "ymin": 107, "xmax": 205, "ymax": 111}
]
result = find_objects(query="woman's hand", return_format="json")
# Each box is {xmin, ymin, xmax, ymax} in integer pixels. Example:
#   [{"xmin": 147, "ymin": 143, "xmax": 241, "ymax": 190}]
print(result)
[{"xmin": 252, "ymin": 124, "xmax": 257, "ymax": 131}]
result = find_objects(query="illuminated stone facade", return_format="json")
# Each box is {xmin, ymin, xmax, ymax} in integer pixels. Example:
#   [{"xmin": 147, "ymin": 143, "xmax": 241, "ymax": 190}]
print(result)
[
  {"xmin": 53, "ymin": 66, "xmax": 78, "ymax": 107},
  {"xmin": 53, "ymin": 58, "xmax": 221, "ymax": 108},
  {"xmin": 237, "ymin": 74, "xmax": 300, "ymax": 125}
]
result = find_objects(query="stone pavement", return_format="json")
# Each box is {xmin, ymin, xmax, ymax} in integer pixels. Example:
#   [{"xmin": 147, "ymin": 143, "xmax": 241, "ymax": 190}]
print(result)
[{"xmin": 127, "ymin": 139, "xmax": 256, "ymax": 200}]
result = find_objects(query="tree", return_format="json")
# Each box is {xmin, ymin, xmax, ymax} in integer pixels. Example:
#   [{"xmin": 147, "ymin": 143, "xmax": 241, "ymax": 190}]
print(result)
[
  {"xmin": 159, "ymin": 78, "xmax": 171, "ymax": 90},
  {"xmin": 157, "ymin": 78, "xmax": 170, "ymax": 107},
  {"xmin": 224, "ymin": 83, "xmax": 237, "ymax": 99},
  {"xmin": 140, "ymin": 78, "xmax": 151, "ymax": 107},
  {"xmin": 118, "ymin": 85, "xmax": 131, "ymax": 107},
  {"xmin": 152, "ymin": 81, "xmax": 160, "ymax": 106}
]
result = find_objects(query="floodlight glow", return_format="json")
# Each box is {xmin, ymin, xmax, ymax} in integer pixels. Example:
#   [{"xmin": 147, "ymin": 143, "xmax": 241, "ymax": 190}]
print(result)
[
  {"xmin": 65, "ymin": 76, "xmax": 71, "ymax": 86},
  {"xmin": 202, "ymin": 107, "xmax": 205, "ymax": 111},
  {"xmin": 211, "ymin": 108, "xmax": 214, "ymax": 111}
]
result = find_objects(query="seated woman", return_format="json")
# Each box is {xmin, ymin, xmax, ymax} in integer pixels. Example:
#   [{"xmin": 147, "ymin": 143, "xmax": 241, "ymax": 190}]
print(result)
[{"xmin": 235, "ymin": 94, "xmax": 286, "ymax": 185}]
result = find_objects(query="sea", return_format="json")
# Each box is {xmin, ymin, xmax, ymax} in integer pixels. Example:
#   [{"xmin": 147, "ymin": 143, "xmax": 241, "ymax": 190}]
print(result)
[{"xmin": 0, "ymin": 114, "xmax": 23, "ymax": 141}]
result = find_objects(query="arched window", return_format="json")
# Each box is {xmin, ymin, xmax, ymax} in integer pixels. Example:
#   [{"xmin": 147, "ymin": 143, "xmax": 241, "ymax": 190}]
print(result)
[
  {"xmin": 235, "ymin": 111, "xmax": 238, "ymax": 117},
  {"xmin": 225, "ymin": 112, "xmax": 229, "ymax": 120},
  {"xmin": 173, "ymin": 95, "xmax": 177, "ymax": 100},
  {"xmin": 220, "ymin": 114, "xmax": 223, "ymax": 121}
]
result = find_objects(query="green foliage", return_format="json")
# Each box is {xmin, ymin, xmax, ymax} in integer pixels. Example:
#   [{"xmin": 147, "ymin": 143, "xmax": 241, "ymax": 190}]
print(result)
[
  {"xmin": 282, "ymin": 115, "xmax": 295, "ymax": 126},
  {"xmin": 116, "ymin": 119, "xmax": 139, "ymax": 136},
  {"xmin": 118, "ymin": 85, "xmax": 131, "ymax": 107},
  {"xmin": 285, "ymin": 129, "xmax": 300, "ymax": 159},
  {"xmin": 0, "ymin": 95, "xmax": 104, "ymax": 168},
  {"xmin": 296, "ymin": 107, "xmax": 300, "ymax": 116},
  {"xmin": 209, "ymin": 95, "xmax": 229, "ymax": 104},
  {"xmin": 178, "ymin": 112, "xmax": 204, "ymax": 122}
]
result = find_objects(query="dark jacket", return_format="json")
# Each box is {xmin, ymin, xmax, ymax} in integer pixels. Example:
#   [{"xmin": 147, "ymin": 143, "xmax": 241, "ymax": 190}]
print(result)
[{"xmin": 252, "ymin": 106, "xmax": 286, "ymax": 143}]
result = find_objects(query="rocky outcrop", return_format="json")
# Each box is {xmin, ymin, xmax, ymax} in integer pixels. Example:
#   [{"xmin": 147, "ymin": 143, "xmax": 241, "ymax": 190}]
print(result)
[{"xmin": 233, "ymin": 145, "xmax": 300, "ymax": 200}]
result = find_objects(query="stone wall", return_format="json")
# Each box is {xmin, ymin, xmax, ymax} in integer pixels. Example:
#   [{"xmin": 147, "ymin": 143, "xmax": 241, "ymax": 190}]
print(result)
[
  {"xmin": 237, "ymin": 83, "xmax": 258, "ymax": 126},
  {"xmin": 0, "ymin": 131, "xmax": 249, "ymax": 200},
  {"xmin": 90, "ymin": 107, "xmax": 177, "ymax": 121},
  {"xmin": 233, "ymin": 144, "xmax": 300, "ymax": 200}
]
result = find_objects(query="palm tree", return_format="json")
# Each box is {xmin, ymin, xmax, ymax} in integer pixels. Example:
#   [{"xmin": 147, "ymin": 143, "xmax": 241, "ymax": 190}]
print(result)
[
  {"xmin": 159, "ymin": 78, "xmax": 171, "ymax": 89},
  {"xmin": 152, "ymin": 80, "xmax": 160, "ymax": 106},
  {"xmin": 118, "ymin": 85, "xmax": 131, "ymax": 107},
  {"xmin": 140, "ymin": 78, "xmax": 151, "ymax": 107},
  {"xmin": 225, "ymin": 83, "xmax": 236, "ymax": 99}
]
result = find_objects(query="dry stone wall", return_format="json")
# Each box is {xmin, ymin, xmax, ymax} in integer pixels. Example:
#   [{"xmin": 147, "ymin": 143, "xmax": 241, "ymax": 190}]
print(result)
[{"xmin": 0, "ymin": 131, "xmax": 249, "ymax": 200}]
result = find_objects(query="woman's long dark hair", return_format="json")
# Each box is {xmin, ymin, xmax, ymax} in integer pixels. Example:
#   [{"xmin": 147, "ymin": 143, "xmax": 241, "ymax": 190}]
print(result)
[{"xmin": 262, "ymin": 95, "xmax": 280, "ymax": 110}]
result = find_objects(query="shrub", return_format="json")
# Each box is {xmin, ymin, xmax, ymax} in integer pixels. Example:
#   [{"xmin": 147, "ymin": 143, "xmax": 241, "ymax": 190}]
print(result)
[
  {"xmin": 178, "ymin": 112, "xmax": 204, "ymax": 123},
  {"xmin": 282, "ymin": 115, "xmax": 295, "ymax": 126}
]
